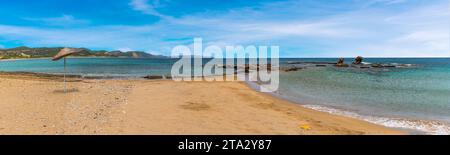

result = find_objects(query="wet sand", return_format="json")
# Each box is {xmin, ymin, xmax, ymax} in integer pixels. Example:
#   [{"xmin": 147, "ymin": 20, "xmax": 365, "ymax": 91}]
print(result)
[{"xmin": 0, "ymin": 72, "xmax": 404, "ymax": 135}]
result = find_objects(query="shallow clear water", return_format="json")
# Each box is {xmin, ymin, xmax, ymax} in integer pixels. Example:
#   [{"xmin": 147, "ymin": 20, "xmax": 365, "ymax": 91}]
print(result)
[
  {"xmin": 276, "ymin": 58, "xmax": 450, "ymax": 134},
  {"xmin": 279, "ymin": 62, "xmax": 450, "ymax": 122},
  {"xmin": 1, "ymin": 58, "xmax": 449, "ymax": 134}
]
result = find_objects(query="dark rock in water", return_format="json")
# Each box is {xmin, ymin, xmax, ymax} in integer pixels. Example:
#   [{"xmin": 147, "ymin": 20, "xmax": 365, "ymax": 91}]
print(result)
[
  {"xmin": 316, "ymin": 64, "xmax": 327, "ymax": 67},
  {"xmin": 143, "ymin": 75, "xmax": 163, "ymax": 79},
  {"xmin": 335, "ymin": 58, "xmax": 349, "ymax": 67},
  {"xmin": 337, "ymin": 58, "xmax": 344, "ymax": 64},
  {"xmin": 222, "ymin": 64, "xmax": 273, "ymax": 73},
  {"xmin": 384, "ymin": 66, "xmax": 396, "ymax": 68},
  {"xmin": 288, "ymin": 61, "xmax": 336, "ymax": 65},
  {"xmin": 353, "ymin": 56, "xmax": 363, "ymax": 65},
  {"xmin": 246, "ymin": 64, "xmax": 272, "ymax": 72},
  {"xmin": 336, "ymin": 64, "xmax": 349, "ymax": 67},
  {"xmin": 163, "ymin": 75, "xmax": 172, "ymax": 79},
  {"xmin": 283, "ymin": 67, "xmax": 302, "ymax": 72},
  {"xmin": 371, "ymin": 63, "xmax": 382, "ymax": 68},
  {"xmin": 286, "ymin": 68, "xmax": 298, "ymax": 72}
]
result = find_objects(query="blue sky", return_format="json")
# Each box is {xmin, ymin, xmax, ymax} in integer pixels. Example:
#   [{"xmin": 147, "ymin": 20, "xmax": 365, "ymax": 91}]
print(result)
[{"xmin": 0, "ymin": 0, "xmax": 448, "ymax": 57}]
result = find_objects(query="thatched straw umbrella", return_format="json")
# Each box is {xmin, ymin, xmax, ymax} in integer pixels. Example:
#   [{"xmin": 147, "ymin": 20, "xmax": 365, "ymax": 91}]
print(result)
[{"xmin": 52, "ymin": 48, "xmax": 84, "ymax": 92}]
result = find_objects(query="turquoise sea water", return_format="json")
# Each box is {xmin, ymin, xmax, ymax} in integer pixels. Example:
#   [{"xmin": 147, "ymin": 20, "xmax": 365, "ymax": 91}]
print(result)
[
  {"xmin": 1, "ymin": 58, "xmax": 449, "ymax": 134},
  {"xmin": 276, "ymin": 58, "xmax": 450, "ymax": 134},
  {"xmin": 0, "ymin": 58, "xmax": 177, "ymax": 78}
]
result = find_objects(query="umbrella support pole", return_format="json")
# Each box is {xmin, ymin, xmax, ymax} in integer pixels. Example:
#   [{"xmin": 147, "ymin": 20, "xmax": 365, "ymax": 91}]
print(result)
[{"xmin": 64, "ymin": 57, "xmax": 66, "ymax": 93}]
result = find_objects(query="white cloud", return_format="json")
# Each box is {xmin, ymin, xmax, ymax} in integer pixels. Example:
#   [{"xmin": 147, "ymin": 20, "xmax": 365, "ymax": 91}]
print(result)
[
  {"xmin": 124, "ymin": 0, "xmax": 448, "ymax": 57},
  {"xmin": 362, "ymin": 0, "xmax": 408, "ymax": 7},
  {"xmin": 0, "ymin": 0, "xmax": 448, "ymax": 57},
  {"xmin": 23, "ymin": 14, "xmax": 90, "ymax": 26},
  {"xmin": 129, "ymin": 0, "xmax": 171, "ymax": 19},
  {"xmin": 0, "ymin": 24, "xmax": 162, "ymax": 52},
  {"xmin": 360, "ymin": 3, "xmax": 450, "ymax": 57},
  {"xmin": 117, "ymin": 48, "xmax": 134, "ymax": 52},
  {"xmin": 391, "ymin": 30, "xmax": 448, "ymax": 51},
  {"xmin": 380, "ymin": 0, "xmax": 407, "ymax": 5}
]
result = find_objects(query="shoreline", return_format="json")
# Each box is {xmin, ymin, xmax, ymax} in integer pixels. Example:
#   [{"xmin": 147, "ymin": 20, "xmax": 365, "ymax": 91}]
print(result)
[
  {"xmin": 0, "ymin": 57, "xmax": 51, "ymax": 61},
  {"xmin": 246, "ymin": 80, "xmax": 449, "ymax": 135},
  {"xmin": 2, "ymin": 71, "xmax": 448, "ymax": 134},
  {"xmin": 0, "ymin": 57, "xmax": 173, "ymax": 62},
  {"xmin": 0, "ymin": 71, "xmax": 404, "ymax": 135}
]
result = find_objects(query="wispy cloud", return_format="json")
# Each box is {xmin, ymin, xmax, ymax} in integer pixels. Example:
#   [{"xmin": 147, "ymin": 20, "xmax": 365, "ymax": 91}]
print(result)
[
  {"xmin": 129, "ymin": 0, "xmax": 171, "ymax": 19},
  {"xmin": 116, "ymin": 47, "xmax": 135, "ymax": 52},
  {"xmin": 23, "ymin": 14, "xmax": 90, "ymax": 26},
  {"xmin": 0, "ymin": 0, "xmax": 448, "ymax": 57},
  {"xmin": 161, "ymin": 0, "xmax": 448, "ymax": 57},
  {"xmin": 362, "ymin": 0, "xmax": 408, "ymax": 7},
  {"xmin": 372, "ymin": 0, "xmax": 407, "ymax": 5},
  {"xmin": 0, "ymin": 24, "xmax": 154, "ymax": 49},
  {"xmin": 358, "ymin": 3, "xmax": 449, "ymax": 57}
]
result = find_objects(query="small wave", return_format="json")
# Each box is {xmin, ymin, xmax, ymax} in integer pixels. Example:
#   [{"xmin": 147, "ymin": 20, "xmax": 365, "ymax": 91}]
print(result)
[
  {"xmin": 246, "ymin": 77, "xmax": 450, "ymax": 135},
  {"xmin": 303, "ymin": 104, "xmax": 450, "ymax": 135}
]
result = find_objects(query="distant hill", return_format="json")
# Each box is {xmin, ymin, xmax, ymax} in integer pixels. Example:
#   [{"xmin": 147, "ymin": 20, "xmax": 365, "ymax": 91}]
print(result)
[{"xmin": 0, "ymin": 46, "xmax": 168, "ymax": 59}]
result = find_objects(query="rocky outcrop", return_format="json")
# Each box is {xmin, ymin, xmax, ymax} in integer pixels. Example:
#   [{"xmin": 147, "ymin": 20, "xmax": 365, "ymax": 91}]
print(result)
[
  {"xmin": 283, "ymin": 67, "xmax": 302, "ymax": 72},
  {"xmin": 335, "ymin": 58, "xmax": 349, "ymax": 67},
  {"xmin": 353, "ymin": 56, "xmax": 363, "ymax": 65},
  {"xmin": 143, "ymin": 75, "xmax": 172, "ymax": 79},
  {"xmin": 143, "ymin": 75, "xmax": 163, "ymax": 79},
  {"xmin": 221, "ymin": 64, "xmax": 273, "ymax": 73},
  {"xmin": 371, "ymin": 63, "xmax": 382, "ymax": 68},
  {"xmin": 288, "ymin": 61, "xmax": 336, "ymax": 65}
]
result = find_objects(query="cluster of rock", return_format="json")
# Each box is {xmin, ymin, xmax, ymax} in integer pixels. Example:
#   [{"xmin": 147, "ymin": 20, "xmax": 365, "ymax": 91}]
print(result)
[
  {"xmin": 335, "ymin": 58, "xmax": 349, "ymax": 67},
  {"xmin": 339, "ymin": 56, "xmax": 414, "ymax": 68},
  {"xmin": 217, "ymin": 64, "xmax": 274, "ymax": 73},
  {"xmin": 281, "ymin": 56, "xmax": 416, "ymax": 72},
  {"xmin": 143, "ymin": 75, "xmax": 172, "ymax": 79},
  {"xmin": 139, "ymin": 56, "xmax": 418, "ymax": 77}
]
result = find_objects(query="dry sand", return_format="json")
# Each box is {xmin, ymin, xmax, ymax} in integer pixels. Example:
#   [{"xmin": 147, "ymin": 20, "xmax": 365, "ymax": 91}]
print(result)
[{"xmin": 0, "ymin": 73, "xmax": 403, "ymax": 135}]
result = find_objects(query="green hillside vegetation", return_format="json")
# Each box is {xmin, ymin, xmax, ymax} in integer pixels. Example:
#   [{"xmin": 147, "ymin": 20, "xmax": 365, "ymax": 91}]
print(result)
[{"xmin": 0, "ymin": 46, "xmax": 167, "ymax": 59}]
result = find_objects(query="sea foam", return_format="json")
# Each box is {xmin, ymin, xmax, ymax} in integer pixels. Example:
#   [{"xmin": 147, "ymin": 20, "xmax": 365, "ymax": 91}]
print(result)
[{"xmin": 303, "ymin": 104, "xmax": 450, "ymax": 135}]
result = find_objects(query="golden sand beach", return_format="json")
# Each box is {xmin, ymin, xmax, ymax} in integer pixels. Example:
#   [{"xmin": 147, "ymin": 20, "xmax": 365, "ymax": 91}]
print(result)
[{"xmin": 0, "ymin": 72, "xmax": 403, "ymax": 135}]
